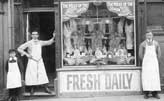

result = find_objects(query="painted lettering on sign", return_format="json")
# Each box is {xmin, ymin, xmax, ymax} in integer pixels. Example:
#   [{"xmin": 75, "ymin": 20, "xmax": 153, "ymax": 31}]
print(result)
[
  {"xmin": 67, "ymin": 74, "xmax": 101, "ymax": 90},
  {"xmin": 105, "ymin": 73, "xmax": 132, "ymax": 90},
  {"xmin": 59, "ymin": 71, "xmax": 141, "ymax": 93}
]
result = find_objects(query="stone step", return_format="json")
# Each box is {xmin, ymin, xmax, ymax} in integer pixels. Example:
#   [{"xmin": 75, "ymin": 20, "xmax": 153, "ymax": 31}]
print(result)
[{"xmin": 23, "ymin": 91, "xmax": 56, "ymax": 97}]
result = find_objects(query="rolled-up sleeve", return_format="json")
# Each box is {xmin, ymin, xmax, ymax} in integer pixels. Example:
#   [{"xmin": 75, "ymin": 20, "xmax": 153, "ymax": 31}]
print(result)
[
  {"xmin": 17, "ymin": 41, "xmax": 30, "ymax": 56},
  {"xmin": 40, "ymin": 38, "xmax": 54, "ymax": 46},
  {"xmin": 139, "ymin": 42, "xmax": 145, "ymax": 60},
  {"xmin": 156, "ymin": 42, "xmax": 161, "ymax": 59}
]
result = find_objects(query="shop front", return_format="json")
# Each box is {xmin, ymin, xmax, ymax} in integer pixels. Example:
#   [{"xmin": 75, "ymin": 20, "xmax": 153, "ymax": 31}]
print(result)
[
  {"xmin": 55, "ymin": 0, "xmax": 142, "ymax": 97},
  {"xmin": 1, "ymin": 0, "xmax": 164, "ymax": 99}
]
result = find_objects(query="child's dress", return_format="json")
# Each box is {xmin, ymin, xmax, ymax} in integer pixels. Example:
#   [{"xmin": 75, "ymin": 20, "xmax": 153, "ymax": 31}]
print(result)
[{"xmin": 7, "ymin": 57, "xmax": 22, "ymax": 89}]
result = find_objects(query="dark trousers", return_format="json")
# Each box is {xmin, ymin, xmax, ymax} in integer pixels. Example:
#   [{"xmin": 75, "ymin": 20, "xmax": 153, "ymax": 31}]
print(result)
[
  {"xmin": 9, "ymin": 88, "xmax": 20, "ymax": 97},
  {"xmin": 144, "ymin": 91, "xmax": 149, "ymax": 95},
  {"xmin": 8, "ymin": 88, "xmax": 21, "ymax": 101},
  {"xmin": 29, "ymin": 84, "xmax": 49, "ymax": 90},
  {"xmin": 144, "ymin": 91, "xmax": 158, "ymax": 96},
  {"xmin": 152, "ymin": 91, "xmax": 158, "ymax": 96}
]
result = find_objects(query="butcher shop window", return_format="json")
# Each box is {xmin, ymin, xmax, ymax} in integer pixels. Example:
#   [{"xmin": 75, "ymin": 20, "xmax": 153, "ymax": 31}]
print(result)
[{"xmin": 61, "ymin": 0, "xmax": 136, "ymax": 66}]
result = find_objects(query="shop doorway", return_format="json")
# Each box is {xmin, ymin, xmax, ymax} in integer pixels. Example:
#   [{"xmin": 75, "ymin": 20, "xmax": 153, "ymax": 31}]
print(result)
[{"xmin": 24, "ymin": 12, "xmax": 56, "ymax": 95}]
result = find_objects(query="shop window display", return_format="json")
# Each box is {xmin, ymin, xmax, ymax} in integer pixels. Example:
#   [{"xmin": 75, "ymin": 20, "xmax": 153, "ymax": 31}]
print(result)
[{"xmin": 61, "ymin": 0, "xmax": 136, "ymax": 66}]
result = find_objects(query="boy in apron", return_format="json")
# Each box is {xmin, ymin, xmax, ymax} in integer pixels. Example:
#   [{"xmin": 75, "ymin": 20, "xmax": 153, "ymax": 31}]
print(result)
[
  {"xmin": 6, "ymin": 49, "xmax": 24, "ymax": 101},
  {"xmin": 139, "ymin": 31, "xmax": 161, "ymax": 99},
  {"xmin": 17, "ymin": 31, "xmax": 55, "ymax": 95}
]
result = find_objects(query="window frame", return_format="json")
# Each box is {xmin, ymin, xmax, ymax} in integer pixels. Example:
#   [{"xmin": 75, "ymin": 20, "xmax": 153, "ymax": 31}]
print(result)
[{"xmin": 60, "ymin": 0, "xmax": 137, "ymax": 68}]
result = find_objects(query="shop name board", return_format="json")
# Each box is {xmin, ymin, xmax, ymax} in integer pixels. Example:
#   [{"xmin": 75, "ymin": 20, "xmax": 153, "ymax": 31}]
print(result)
[
  {"xmin": 59, "ymin": 70, "xmax": 141, "ymax": 93},
  {"xmin": 67, "ymin": 73, "xmax": 132, "ymax": 90}
]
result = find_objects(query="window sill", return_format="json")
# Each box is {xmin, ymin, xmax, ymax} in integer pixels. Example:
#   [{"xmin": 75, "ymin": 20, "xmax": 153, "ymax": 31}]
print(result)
[{"xmin": 57, "ymin": 66, "xmax": 141, "ymax": 72}]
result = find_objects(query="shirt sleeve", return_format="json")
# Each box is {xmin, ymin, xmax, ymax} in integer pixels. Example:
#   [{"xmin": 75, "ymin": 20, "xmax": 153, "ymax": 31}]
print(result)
[
  {"xmin": 40, "ymin": 37, "xmax": 55, "ymax": 46},
  {"xmin": 17, "ymin": 41, "xmax": 30, "ymax": 56},
  {"xmin": 156, "ymin": 42, "xmax": 161, "ymax": 59},
  {"xmin": 139, "ymin": 41, "xmax": 145, "ymax": 60}
]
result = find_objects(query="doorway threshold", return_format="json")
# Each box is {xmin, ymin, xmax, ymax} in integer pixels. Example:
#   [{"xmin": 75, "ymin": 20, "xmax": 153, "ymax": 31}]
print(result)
[{"xmin": 23, "ymin": 91, "xmax": 56, "ymax": 97}]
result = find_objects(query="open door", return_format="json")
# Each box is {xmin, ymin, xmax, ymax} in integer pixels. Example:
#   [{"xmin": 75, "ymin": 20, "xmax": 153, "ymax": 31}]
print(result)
[{"xmin": 23, "ymin": 12, "xmax": 56, "ymax": 96}]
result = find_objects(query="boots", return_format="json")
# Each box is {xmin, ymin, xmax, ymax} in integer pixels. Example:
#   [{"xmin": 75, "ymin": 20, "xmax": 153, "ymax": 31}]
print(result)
[
  {"xmin": 152, "ymin": 91, "xmax": 160, "ymax": 99},
  {"xmin": 143, "ymin": 91, "xmax": 149, "ymax": 99},
  {"xmin": 44, "ymin": 85, "xmax": 52, "ymax": 94},
  {"xmin": 7, "ymin": 96, "xmax": 18, "ymax": 101},
  {"xmin": 29, "ymin": 85, "xmax": 52, "ymax": 95},
  {"xmin": 30, "ymin": 87, "xmax": 35, "ymax": 95}
]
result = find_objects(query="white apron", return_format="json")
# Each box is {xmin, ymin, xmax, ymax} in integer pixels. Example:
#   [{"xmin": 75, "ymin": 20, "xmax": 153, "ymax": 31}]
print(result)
[
  {"xmin": 142, "ymin": 41, "xmax": 161, "ymax": 91},
  {"xmin": 25, "ymin": 41, "xmax": 49, "ymax": 86},
  {"xmin": 7, "ymin": 62, "xmax": 22, "ymax": 89}
]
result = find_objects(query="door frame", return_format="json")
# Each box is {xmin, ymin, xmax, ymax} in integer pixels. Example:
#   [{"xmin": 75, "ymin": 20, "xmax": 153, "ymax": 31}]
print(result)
[{"xmin": 22, "ymin": 8, "xmax": 56, "ymax": 96}]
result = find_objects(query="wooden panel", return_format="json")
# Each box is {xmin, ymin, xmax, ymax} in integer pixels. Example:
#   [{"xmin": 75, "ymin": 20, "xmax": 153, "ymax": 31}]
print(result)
[
  {"xmin": 14, "ymin": 4, "xmax": 25, "ymax": 48},
  {"xmin": 147, "ymin": 3, "xmax": 164, "ymax": 26},
  {"xmin": 0, "ymin": 1, "xmax": 22, "ymax": 99},
  {"xmin": 23, "ymin": 0, "xmax": 54, "ymax": 8},
  {"xmin": 159, "ymin": 42, "xmax": 164, "ymax": 86},
  {"xmin": 0, "ymin": 1, "xmax": 9, "ymax": 98},
  {"xmin": 154, "ymin": 35, "xmax": 164, "ymax": 86},
  {"xmin": 55, "ymin": 1, "xmax": 62, "ymax": 69},
  {"xmin": 3, "ymin": 2, "xmax": 9, "ymax": 90},
  {"xmin": 138, "ymin": 4, "xmax": 145, "ymax": 42},
  {"xmin": 0, "ymin": 12, "xmax": 4, "ymax": 91},
  {"xmin": 139, "ymin": 0, "xmax": 164, "ymax": 2},
  {"xmin": 2, "ymin": 1, "xmax": 15, "ymax": 89},
  {"xmin": 136, "ymin": 0, "xmax": 141, "ymax": 66},
  {"xmin": 23, "ymin": 7, "xmax": 55, "ymax": 12}
]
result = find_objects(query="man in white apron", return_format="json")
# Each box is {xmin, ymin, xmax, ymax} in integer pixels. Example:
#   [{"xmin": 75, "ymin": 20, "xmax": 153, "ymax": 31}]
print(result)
[
  {"xmin": 17, "ymin": 31, "xmax": 56, "ymax": 95},
  {"xmin": 139, "ymin": 31, "xmax": 161, "ymax": 99}
]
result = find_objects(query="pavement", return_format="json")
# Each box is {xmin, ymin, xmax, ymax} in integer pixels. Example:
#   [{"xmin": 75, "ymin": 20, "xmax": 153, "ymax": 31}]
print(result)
[{"xmin": 22, "ymin": 94, "xmax": 164, "ymax": 101}]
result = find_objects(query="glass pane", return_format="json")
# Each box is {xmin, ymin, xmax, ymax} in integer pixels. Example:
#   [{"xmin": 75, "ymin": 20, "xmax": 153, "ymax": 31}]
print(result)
[{"xmin": 61, "ymin": 0, "xmax": 136, "ymax": 66}]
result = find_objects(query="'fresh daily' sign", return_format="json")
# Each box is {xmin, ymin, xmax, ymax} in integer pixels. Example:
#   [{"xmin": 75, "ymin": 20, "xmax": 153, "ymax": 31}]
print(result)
[{"xmin": 59, "ymin": 70, "xmax": 141, "ymax": 93}]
